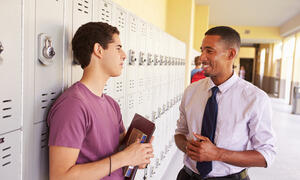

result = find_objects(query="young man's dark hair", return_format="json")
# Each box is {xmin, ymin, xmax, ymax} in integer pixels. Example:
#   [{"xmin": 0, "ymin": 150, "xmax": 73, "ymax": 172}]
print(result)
[
  {"xmin": 72, "ymin": 22, "xmax": 119, "ymax": 69},
  {"xmin": 205, "ymin": 26, "xmax": 241, "ymax": 50},
  {"xmin": 194, "ymin": 56, "xmax": 201, "ymax": 66}
]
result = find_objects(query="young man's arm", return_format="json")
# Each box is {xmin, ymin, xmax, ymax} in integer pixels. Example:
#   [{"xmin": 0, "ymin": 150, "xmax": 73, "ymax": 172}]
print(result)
[
  {"xmin": 49, "ymin": 141, "xmax": 153, "ymax": 180},
  {"xmin": 186, "ymin": 134, "xmax": 267, "ymax": 167}
]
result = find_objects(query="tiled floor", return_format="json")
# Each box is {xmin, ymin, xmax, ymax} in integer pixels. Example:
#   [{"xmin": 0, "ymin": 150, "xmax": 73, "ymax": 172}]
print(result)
[{"xmin": 161, "ymin": 97, "xmax": 300, "ymax": 180}]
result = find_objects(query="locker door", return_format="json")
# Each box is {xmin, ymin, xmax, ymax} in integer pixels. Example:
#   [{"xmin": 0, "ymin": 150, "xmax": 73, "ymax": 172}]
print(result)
[
  {"xmin": 71, "ymin": 0, "xmax": 93, "ymax": 84},
  {"xmin": 0, "ymin": 130, "xmax": 22, "ymax": 180},
  {"xmin": 111, "ymin": 6, "xmax": 127, "ymax": 99},
  {"xmin": 125, "ymin": 14, "xmax": 138, "ymax": 94},
  {"xmin": 95, "ymin": 0, "xmax": 114, "ymax": 96},
  {"xmin": 32, "ymin": 122, "xmax": 49, "ymax": 180},
  {"xmin": 124, "ymin": 94, "xmax": 136, "ymax": 128},
  {"xmin": 34, "ymin": 0, "xmax": 64, "ymax": 123},
  {"xmin": 96, "ymin": 0, "xmax": 112, "ymax": 24},
  {"xmin": 0, "ymin": 0, "xmax": 22, "ymax": 134},
  {"xmin": 137, "ymin": 20, "xmax": 147, "ymax": 92}
]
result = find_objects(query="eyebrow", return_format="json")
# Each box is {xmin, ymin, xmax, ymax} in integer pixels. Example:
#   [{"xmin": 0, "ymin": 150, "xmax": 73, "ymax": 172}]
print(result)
[{"xmin": 200, "ymin": 46, "xmax": 214, "ymax": 51}]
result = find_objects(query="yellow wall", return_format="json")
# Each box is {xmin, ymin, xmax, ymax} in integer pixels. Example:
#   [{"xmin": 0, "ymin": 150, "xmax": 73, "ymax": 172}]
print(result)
[
  {"xmin": 112, "ymin": 0, "xmax": 167, "ymax": 31},
  {"xmin": 166, "ymin": 0, "xmax": 195, "ymax": 87},
  {"xmin": 292, "ymin": 32, "xmax": 300, "ymax": 83},
  {"xmin": 209, "ymin": 25, "xmax": 282, "ymax": 43},
  {"xmin": 257, "ymin": 44, "xmax": 273, "ymax": 76},
  {"xmin": 234, "ymin": 47, "xmax": 256, "ymax": 74},
  {"xmin": 193, "ymin": 5, "xmax": 209, "ymax": 50}
]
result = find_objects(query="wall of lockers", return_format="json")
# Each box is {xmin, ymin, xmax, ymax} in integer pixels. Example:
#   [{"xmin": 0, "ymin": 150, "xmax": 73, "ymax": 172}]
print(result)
[{"xmin": 0, "ymin": 0, "xmax": 186, "ymax": 179}]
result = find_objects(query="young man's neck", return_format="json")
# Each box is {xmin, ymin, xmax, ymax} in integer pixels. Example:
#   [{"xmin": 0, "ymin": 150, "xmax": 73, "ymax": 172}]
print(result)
[{"xmin": 80, "ymin": 65, "xmax": 109, "ymax": 97}]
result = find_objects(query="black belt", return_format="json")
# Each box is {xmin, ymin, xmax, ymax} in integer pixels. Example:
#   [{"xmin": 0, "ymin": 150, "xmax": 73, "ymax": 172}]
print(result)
[{"xmin": 183, "ymin": 166, "xmax": 248, "ymax": 180}]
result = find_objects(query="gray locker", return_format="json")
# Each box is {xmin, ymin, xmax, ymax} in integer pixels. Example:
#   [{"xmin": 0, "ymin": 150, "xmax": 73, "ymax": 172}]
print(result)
[
  {"xmin": 71, "ymin": 0, "xmax": 93, "ymax": 84},
  {"xmin": 34, "ymin": 0, "xmax": 64, "ymax": 123},
  {"xmin": 32, "ymin": 122, "xmax": 49, "ymax": 180},
  {"xmin": 0, "ymin": 0, "xmax": 22, "ymax": 134},
  {"xmin": 0, "ymin": 130, "xmax": 22, "ymax": 180},
  {"xmin": 111, "ymin": 5, "xmax": 128, "ymax": 99},
  {"xmin": 125, "ymin": 14, "xmax": 139, "ymax": 94}
]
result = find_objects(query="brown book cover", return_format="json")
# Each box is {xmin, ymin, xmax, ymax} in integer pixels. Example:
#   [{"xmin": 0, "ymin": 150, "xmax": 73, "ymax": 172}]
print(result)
[{"xmin": 122, "ymin": 113, "xmax": 156, "ymax": 180}]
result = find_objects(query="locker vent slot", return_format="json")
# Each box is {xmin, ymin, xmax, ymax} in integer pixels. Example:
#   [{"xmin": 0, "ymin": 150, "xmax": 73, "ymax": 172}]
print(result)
[
  {"xmin": 41, "ymin": 130, "xmax": 49, "ymax": 149},
  {"xmin": 117, "ymin": 10, "xmax": 125, "ymax": 29},
  {"xmin": 116, "ymin": 81, "xmax": 123, "ymax": 93},
  {"xmin": 2, "ymin": 154, "xmax": 11, "ymax": 159},
  {"xmin": 2, "ymin": 146, "xmax": 11, "ymax": 151},
  {"xmin": 129, "ymin": 80, "xmax": 135, "ymax": 89},
  {"xmin": 2, "ymin": 162, "xmax": 11, "ymax": 167},
  {"xmin": 141, "ymin": 23, "xmax": 147, "ymax": 36},
  {"xmin": 130, "ymin": 18, "xmax": 137, "ymax": 33},
  {"xmin": 77, "ymin": 0, "xmax": 89, "ymax": 14},
  {"xmin": 1, "ymin": 99, "xmax": 13, "ymax": 120},
  {"xmin": 128, "ymin": 98, "xmax": 134, "ymax": 109}
]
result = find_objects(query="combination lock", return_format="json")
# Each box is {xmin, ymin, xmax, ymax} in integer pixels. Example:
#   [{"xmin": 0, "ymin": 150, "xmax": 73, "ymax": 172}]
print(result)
[{"xmin": 38, "ymin": 33, "xmax": 56, "ymax": 65}]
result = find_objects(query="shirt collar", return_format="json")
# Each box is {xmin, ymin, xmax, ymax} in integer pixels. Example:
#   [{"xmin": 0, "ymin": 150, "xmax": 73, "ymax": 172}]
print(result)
[{"xmin": 206, "ymin": 73, "xmax": 238, "ymax": 94}]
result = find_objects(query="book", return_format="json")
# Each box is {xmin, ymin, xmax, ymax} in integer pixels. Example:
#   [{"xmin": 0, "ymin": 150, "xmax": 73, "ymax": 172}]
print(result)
[{"xmin": 122, "ymin": 113, "xmax": 156, "ymax": 180}]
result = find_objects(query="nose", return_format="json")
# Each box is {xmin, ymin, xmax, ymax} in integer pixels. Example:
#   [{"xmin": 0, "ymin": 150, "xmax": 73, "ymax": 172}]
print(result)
[{"xmin": 121, "ymin": 49, "xmax": 126, "ymax": 61}]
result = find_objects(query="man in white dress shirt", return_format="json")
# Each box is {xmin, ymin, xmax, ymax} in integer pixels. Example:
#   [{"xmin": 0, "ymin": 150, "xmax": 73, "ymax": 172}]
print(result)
[{"xmin": 175, "ymin": 26, "xmax": 276, "ymax": 180}]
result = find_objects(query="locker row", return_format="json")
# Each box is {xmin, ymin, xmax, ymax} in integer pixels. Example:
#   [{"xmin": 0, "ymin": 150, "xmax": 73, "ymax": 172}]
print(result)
[{"xmin": 0, "ymin": 0, "xmax": 186, "ymax": 179}]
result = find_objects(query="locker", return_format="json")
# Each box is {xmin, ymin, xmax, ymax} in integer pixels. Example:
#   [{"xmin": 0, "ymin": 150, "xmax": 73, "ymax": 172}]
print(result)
[
  {"xmin": 0, "ymin": 130, "xmax": 22, "ymax": 180},
  {"xmin": 94, "ymin": 0, "xmax": 115, "ymax": 97},
  {"xmin": 32, "ymin": 122, "xmax": 49, "ymax": 180},
  {"xmin": 125, "ymin": 14, "xmax": 139, "ymax": 94},
  {"xmin": 34, "ymin": 0, "xmax": 64, "ymax": 123},
  {"xmin": 0, "ymin": 0, "xmax": 22, "ymax": 134},
  {"xmin": 124, "ymin": 93, "xmax": 136, "ymax": 128},
  {"xmin": 96, "ymin": 0, "xmax": 113, "ymax": 24},
  {"xmin": 111, "ymin": 5, "xmax": 128, "ymax": 99},
  {"xmin": 71, "ymin": 0, "xmax": 93, "ymax": 84}
]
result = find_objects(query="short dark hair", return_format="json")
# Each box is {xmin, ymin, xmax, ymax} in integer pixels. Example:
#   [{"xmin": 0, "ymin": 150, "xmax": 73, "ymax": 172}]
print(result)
[
  {"xmin": 194, "ymin": 56, "xmax": 201, "ymax": 66},
  {"xmin": 72, "ymin": 22, "xmax": 119, "ymax": 69},
  {"xmin": 205, "ymin": 26, "xmax": 241, "ymax": 50}
]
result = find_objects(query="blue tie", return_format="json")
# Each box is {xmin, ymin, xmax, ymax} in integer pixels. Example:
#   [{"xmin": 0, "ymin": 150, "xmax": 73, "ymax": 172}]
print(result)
[{"xmin": 196, "ymin": 86, "xmax": 219, "ymax": 178}]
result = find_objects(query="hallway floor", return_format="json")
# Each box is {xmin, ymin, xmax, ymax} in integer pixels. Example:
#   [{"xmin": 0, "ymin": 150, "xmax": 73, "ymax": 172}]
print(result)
[{"xmin": 162, "ymin": 97, "xmax": 300, "ymax": 180}]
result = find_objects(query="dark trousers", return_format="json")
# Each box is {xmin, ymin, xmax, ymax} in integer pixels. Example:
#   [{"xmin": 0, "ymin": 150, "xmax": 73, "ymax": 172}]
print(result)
[{"xmin": 176, "ymin": 167, "xmax": 250, "ymax": 180}]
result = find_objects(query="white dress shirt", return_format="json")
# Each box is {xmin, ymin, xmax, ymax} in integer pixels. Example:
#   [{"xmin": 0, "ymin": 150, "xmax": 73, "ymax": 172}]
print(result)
[{"xmin": 175, "ymin": 73, "xmax": 276, "ymax": 177}]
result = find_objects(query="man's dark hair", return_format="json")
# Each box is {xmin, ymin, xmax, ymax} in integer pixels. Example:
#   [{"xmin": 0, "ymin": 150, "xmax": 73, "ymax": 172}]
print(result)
[
  {"xmin": 205, "ymin": 26, "xmax": 241, "ymax": 50},
  {"xmin": 72, "ymin": 22, "xmax": 119, "ymax": 69},
  {"xmin": 194, "ymin": 56, "xmax": 201, "ymax": 66}
]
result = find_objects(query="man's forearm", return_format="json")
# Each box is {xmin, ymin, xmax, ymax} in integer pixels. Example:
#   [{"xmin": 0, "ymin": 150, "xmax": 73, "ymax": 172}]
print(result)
[
  {"xmin": 174, "ymin": 134, "xmax": 188, "ymax": 154},
  {"xmin": 217, "ymin": 149, "xmax": 267, "ymax": 167},
  {"xmin": 50, "ymin": 151, "xmax": 127, "ymax": 180}
]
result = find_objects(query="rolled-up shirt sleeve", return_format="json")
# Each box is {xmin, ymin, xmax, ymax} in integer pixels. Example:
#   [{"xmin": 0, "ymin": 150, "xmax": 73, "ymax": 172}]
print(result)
[
  {"xmin": 175, "ymin": 90, "xmax": 189, "ymax": 135},
  {"xmin": 248, "ymin": 95, "xmax": 276, "ymax": 167}
]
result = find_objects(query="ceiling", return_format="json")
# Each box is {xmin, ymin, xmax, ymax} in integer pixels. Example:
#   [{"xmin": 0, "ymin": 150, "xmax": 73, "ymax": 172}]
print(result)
[{"xmin": 195, "ymin": 0, "xmax": 300, "ymax": 27}]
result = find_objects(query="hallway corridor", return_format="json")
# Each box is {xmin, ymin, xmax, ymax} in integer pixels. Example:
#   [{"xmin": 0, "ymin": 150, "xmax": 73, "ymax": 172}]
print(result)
[{"xmin": 162, "ymin": 97, "xmax": 300, "ymax": 180}]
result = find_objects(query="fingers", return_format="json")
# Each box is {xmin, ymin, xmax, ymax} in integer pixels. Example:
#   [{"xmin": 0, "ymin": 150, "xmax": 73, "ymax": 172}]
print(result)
[
  {"xmin": 149, "ymin": 136, "xmax": 154, "ymax": 144},
  {"xmin": 193, "ymin": 133, "xmax": 209, "ymax": 141}
]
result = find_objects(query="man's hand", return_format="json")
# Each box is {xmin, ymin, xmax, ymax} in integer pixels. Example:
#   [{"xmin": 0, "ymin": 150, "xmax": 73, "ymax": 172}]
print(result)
[
  {"xmin": 138, "ymin": 136, "xmax": 154, "ymax": 169},
  {"xmin": 123, "ymin": 137, "xmax": 154, "ymax": 167},
  {"xmin": 186, "ymin": 133, "xmax": 221, "ymax": 162}
]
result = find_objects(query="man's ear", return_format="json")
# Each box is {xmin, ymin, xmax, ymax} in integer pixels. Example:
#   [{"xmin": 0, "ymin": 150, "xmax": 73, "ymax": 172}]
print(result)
[
  {"xmin": 227, "ymin": 48, "xmax": 237, "ymax": 60},
  {"xmin": 93, "ymin": 43, "xmax": 104, "ymax": 59}
]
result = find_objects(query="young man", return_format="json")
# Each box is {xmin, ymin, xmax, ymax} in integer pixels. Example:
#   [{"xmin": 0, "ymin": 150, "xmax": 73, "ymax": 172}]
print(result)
[
  {"xmin": 175, "ymin": 26, "xmax": 276, "ymax": 180},
  {"xmin": 47, "ymin": 22, "xmax": 154, "ymax": 180}
]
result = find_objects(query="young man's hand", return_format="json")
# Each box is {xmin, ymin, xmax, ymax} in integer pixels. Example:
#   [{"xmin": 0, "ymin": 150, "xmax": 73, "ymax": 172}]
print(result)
[
  {"xmin": 186, "ymin": 133, "xmax": 221, "ymax": 162},
  {"xmin": 123, "ymin": 137, "xmax": 154, "ymax": 167}
]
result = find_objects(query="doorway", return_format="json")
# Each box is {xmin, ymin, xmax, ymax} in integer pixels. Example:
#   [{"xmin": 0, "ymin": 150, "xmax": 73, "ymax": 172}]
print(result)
[{"xmin": 240, "ymin": 58, "xmax": 254, "ymax": 83}]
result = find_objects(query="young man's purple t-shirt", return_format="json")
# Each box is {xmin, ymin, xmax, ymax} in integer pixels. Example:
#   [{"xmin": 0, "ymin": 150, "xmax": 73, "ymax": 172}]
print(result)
[{"xmin": 48, "ymin": 82, "xmax": 125, "ymax": 180}]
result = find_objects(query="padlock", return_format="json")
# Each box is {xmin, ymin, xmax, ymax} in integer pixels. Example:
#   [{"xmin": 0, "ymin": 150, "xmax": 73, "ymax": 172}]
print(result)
[{"xmin": 43, "ymin": 38, "xmax": 55, "ymax": 59}]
